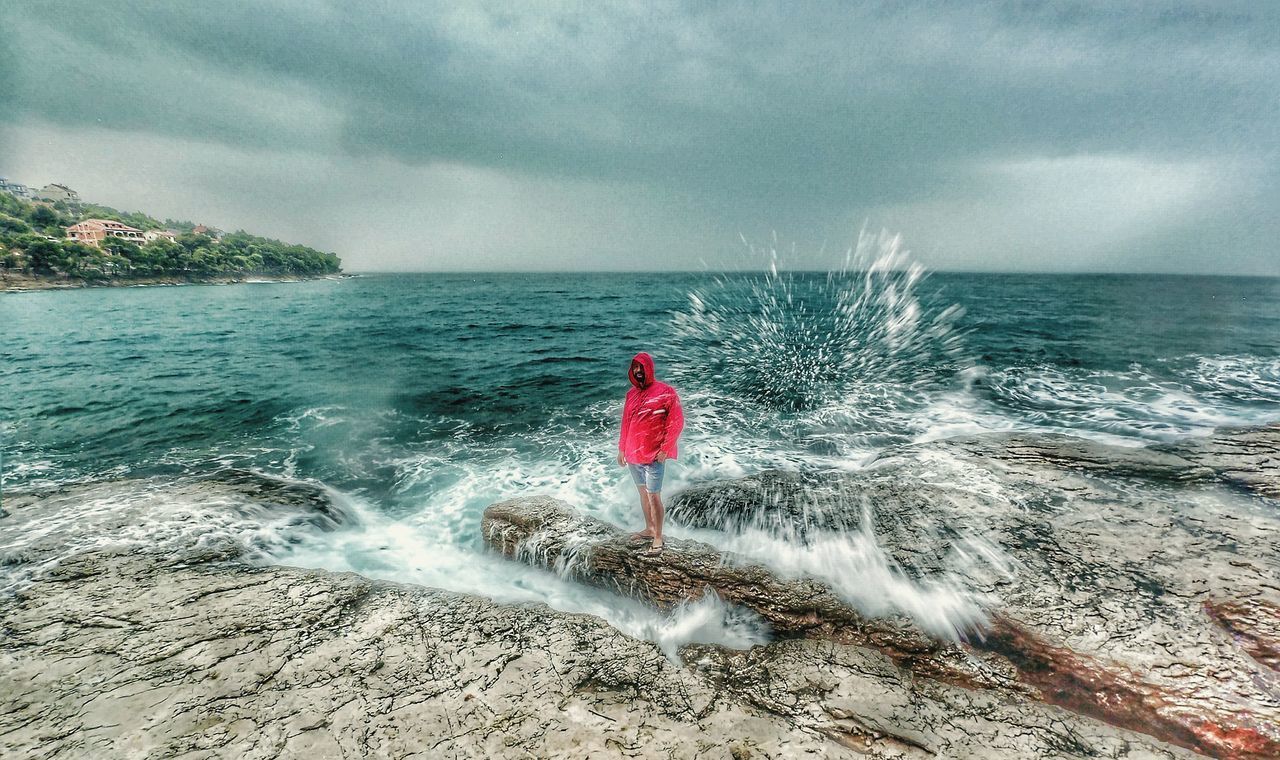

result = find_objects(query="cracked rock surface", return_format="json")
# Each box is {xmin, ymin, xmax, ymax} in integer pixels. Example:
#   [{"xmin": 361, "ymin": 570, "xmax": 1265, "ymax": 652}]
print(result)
[
  {"xmin": 1156, "ymin": 424, "xmax": 1280, "ymax": 499},
  {"xmin": 0, "ymin": 480, "xmax": 856, "ymax": 759},
  {"xmin": 0, "ymin": 472, "xmax": 1200, "ymax": 760}
]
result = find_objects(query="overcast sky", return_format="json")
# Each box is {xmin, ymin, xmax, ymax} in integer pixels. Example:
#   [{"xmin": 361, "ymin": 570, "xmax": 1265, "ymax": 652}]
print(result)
[{"xmin": 2, "ymin": 1, "xmax": 1277, "ymax": 274}]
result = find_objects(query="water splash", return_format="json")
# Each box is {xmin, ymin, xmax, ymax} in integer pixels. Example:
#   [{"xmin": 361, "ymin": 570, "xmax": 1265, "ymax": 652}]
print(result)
[
  {"xmin": 718, "ymin": 526, "xmax": 991, "ymax": 641},
  {"xmin": 671, "ymin": 228, "xmax": 968, "ymax": 413},
  {"xmin": 504, "ymin": 522, "xmax": 770, "ymax": 661},
  {"xmin": 634, "ymin": 592, "xmax": 769, "ymax": 662},
  {"xmin": 668, "ymin": 463, "xmax": 1012, "ymax": 641},
  {"xmin": 663, "ymin": 233, "xmax": 1004, "ymax": 639}
]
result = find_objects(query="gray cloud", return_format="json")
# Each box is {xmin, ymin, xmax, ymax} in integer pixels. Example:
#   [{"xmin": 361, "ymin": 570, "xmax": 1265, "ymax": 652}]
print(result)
[{"xmin": 1, "ymin": 1, "xmax": 1277, "ymax": 273}]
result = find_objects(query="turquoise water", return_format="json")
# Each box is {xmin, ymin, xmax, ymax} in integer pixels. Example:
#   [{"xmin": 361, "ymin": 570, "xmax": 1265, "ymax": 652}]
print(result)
[
  {"xmin": 3, "ymin": 262, "xmax": 1279, "ymax": 649},
  {"xmin": 5, "ymin": 271, "xmax": 1277, "ymax": 492}
]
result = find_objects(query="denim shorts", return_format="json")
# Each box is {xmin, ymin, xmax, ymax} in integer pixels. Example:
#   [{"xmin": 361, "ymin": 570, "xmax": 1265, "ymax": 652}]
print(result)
[{"xmin": 628, "ymin": 461, "xmax": 665, "ymax": 493}]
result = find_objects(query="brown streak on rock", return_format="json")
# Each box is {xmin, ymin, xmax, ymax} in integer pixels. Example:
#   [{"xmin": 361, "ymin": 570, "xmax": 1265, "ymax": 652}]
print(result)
[
  {"xmin": 1203, "ymin": 598, "xmax": 1280, "ymax": 672},
  {"xmin": 938, "ymin": 613, "xmax": 1280, "ymax": 760}
]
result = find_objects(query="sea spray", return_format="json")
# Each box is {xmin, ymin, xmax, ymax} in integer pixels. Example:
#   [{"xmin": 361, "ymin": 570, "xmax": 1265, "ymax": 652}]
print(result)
[
  {"xmin": 670, "ymin": 227, "xmax": 968, "ymax": 415},
  {"xmin": 668, "ymin": 464, "xmax": 1011, "ymax": 642},
  {"xmin": 713, "ymin": 523, "xmax": 991, "ymax": 642},
  {"xmin": 636, "ymin": 592, "xmax": 769, "ymax": 662},
  {"xmin": 506, "ymin": 522, "xmax": 770, "ymax": 661},
  {"xmin": 662, "ymin": 229, "xmax": 999, "ymax": 639}
]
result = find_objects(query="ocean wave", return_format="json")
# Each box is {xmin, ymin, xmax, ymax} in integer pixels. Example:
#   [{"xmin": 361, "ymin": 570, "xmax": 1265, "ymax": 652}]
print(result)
[
  {"xmin": 972, "ymin": 355, "xmax": 1280, "ymax": 442},
  {"xmin": 1189, "ymin": 354, "xmax": 1280, "ymax": 403}
]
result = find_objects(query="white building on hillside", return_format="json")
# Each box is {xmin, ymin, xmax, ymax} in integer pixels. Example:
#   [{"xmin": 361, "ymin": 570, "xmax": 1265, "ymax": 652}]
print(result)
[
  {"xmin": 35, "ymin": 183, "xmax": 80, "ymax": 203},
  {"xmin": 0, "ymin": 178, "xmax": 34, "ymax": 199},
  {"xmin": 143, "ymin": 229, "xmax": 179, "ymax": 243}
]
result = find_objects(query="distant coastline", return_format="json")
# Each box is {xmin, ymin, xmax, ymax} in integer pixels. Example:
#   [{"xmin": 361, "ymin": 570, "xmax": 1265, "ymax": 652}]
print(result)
[
  {"xmin": 1, "ymin": 181, "xmax": 343, "ymax": 288},
  {"xmin": 0, "ymin": 272, "xmax": 354, "ymax": 293}
]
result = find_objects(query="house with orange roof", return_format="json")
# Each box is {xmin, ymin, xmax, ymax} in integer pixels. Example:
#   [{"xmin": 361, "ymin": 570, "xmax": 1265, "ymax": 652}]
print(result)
[{"xmin": 66, "ymin": 219, "xmax": 147, "ymax": 247}]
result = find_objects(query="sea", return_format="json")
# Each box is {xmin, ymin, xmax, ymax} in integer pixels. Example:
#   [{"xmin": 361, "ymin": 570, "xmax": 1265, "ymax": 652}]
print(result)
[{"xmin": 3, "ymin": 236, "xmax": 1278, "ymax": 655}]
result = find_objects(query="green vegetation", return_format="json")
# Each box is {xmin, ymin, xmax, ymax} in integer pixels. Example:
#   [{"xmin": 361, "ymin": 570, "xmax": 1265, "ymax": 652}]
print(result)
[{"xmin": 0, "ymin": 193, "xmax": 341, "ymax": 282}]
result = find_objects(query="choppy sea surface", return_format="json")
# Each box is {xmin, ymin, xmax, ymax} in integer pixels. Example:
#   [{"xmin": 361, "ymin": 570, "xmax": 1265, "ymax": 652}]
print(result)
[{"xmin": 3, "ymin": 240, "xmax": 1278, "ymax": 654}]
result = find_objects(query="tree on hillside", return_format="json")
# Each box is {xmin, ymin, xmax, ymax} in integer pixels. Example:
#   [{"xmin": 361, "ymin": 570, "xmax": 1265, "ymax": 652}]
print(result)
[
  {"xmin": 140, "ymin": 239, "xmax": 187, "ymax": 274},
  {"xmin": 0, "ymin": 215, "xmax": 32, "ymax": 235},
  {"xmin": 29, "ymin": 205, "xmax": 67, "ymax": 233},
  {"xmin": 101, "ymin": 237, "xmax": 141, "ymax": 258},
  {"xmin": 0, "ymin": 192, "xmax": 341, "ymax": 281},
  {"xmin": 100, "ymin": 238, "xmax": 143, "ymax": 274},
  {"xmin": 14, "ymin": 235, "xmax": 63, "ymax": 274},
  {"xmin": 0, "ymin": 247, "xmax": 21, "ymax": 277}
]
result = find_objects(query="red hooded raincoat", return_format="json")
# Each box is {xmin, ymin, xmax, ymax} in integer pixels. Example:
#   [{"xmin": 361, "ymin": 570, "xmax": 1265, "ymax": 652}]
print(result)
[{"xmin": 618, "ymin": 352, "xmax": 684, "ymax": 465}]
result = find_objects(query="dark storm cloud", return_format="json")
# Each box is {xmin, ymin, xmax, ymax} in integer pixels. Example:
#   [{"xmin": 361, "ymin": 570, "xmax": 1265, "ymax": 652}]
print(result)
[{"xmin": 2, "ymin": 1, "xmax": 1277, "ymax": 272}]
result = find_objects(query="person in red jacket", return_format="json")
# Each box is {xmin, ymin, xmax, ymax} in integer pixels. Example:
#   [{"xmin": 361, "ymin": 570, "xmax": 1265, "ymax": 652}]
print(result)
[{"xmin": 617, "ymin": 352, "xmax": 684, "ymax": 555}]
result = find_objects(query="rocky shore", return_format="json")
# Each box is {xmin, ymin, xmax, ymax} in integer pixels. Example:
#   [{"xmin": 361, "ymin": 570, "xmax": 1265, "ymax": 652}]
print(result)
[
  {"xmin": 2, "ymin": 424, "xmax": 1278, "ymax": 758},
  {"xmin": 0, "ymin": 273, "xmax": 350, "ymax": 293}
]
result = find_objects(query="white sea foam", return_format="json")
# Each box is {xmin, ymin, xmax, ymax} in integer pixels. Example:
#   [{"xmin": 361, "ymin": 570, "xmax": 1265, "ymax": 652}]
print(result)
[
  {"xmin": 0, "ymin": 476, "xmax": 348, "ymax": 592},
  {"xmin": 274, "ymin": 484, "xmax": 769, "ymax": 661},
  {"xmin": 715, "ymin": 527, "xmax": 990, "ymax": 640},
  {"xmin": 976, "ymin": 357, "xmax": 1280, "ymax": 442}
]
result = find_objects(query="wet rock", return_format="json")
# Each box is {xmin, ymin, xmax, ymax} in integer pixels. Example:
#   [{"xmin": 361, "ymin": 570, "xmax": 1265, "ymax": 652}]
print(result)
[
  {"xmin": 926, "ymin": 424, "xmax": 1279, "ymax": 500},
  {"xmin": 0, "ymin": 475, "xmax": 349, "ymax": 577},
  {"xmin": 675, "ymin": 422, "xmax": 1280, "ymax": 752},
  {"xmin": 930, "ymin": 432, "xmax": 1217, "ymax": 484},
  {"xmin": 664, "ymin": 424, "xmax": 1280, "ymax": 758},
  {"xmin": 6, "ymin": 420, "xmax": 1277, "ymax": 759},
  {"xmin": 208, "ymin": 468, "xmax": 349, "ymax": 529},
  {"xmin": 0, "ymin": 486, "xmax": 861, "ymax": 759},
  {"xmin": 482, "ymin": 495, "xmax": 1005, "ymax": 691},
  {"xmin": 2, "ymin": 487, "xmax": 1201, "ymax": 760},
  {"xmin": 1203, "ymin": 598, "xmax": 1280, "ymax": 672},
  {"xmin": 974, "ymin": 617, "xmax": 1280, "ymax": 760},
  {"xmin": 1157, "ymin": 423, "xmax": 1280, "ymax": 499}
]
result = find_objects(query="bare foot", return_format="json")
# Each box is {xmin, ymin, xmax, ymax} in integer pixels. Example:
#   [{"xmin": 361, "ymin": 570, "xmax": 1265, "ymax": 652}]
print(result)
[
  {"xmin": 631, "ymin": 530, "xmax": 654, "ymax": 540},
  {"xmin": 644, "ymin": 540, "xmax": 664, "ymax": 556}
]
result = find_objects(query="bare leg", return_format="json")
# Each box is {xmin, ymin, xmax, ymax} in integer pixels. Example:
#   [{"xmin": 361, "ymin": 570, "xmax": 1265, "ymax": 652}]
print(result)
[
  {"xmin": 632, "ymin": 486, "xmax": 655, "ymax": 538},
  {"xmin": 649, "ymin": 491, "xmax": 665, "ymax": 550}
]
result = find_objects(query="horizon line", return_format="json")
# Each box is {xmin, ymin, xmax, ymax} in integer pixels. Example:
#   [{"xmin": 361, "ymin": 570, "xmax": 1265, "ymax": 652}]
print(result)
[{"xmin": 343, "ymin": 269, "xmax": 1280, "ymax": 279}]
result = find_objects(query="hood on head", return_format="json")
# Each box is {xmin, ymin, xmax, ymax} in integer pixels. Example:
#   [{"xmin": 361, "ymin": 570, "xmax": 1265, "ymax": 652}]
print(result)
[{"xmin": 629, "ymin": 352, "xmax": 655, "ymax": 389}]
